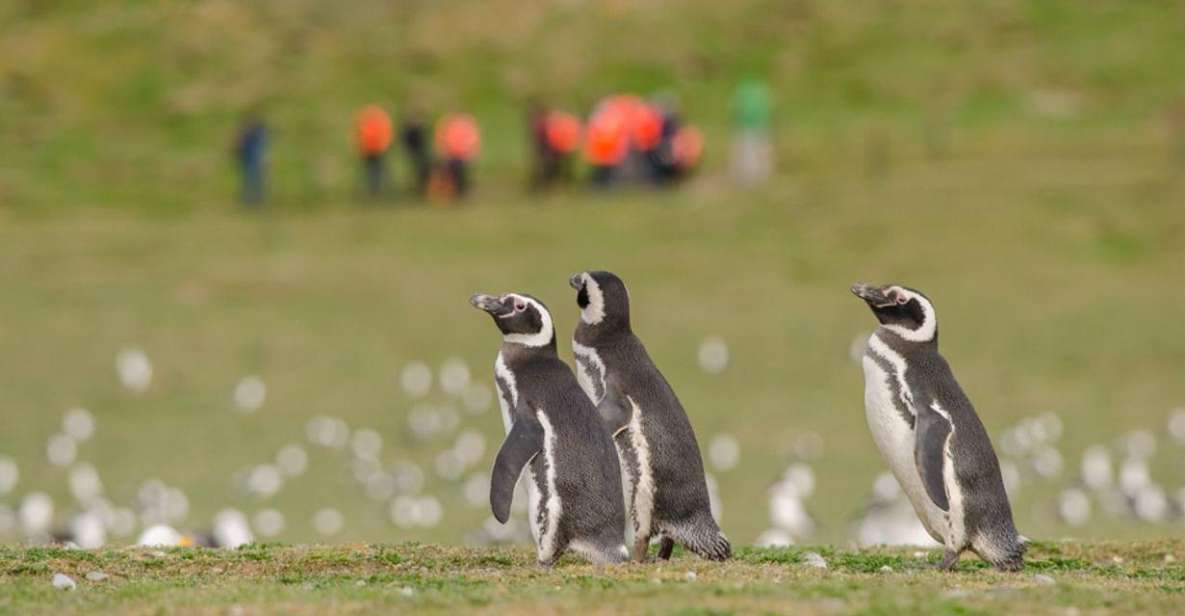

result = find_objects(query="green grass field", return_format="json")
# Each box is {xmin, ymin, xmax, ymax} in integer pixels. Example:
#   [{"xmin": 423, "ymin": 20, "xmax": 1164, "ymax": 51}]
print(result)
[
  {"xmin": 1, "ymin": 148, "xmax": 1183, "ymax": 546},
  {"xmin": 3, "ymin": 541, "xmax": 1184, "ymax": 615},
  {"xmin": 3, "ymin": 2, "xmax": 1185, "ymax": 612}
]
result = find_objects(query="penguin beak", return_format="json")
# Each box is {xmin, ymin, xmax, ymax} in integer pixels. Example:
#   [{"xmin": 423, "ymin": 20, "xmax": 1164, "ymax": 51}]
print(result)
[
  {"xmin": 851, "ymin": 283, "xmax": 890, "ymax": 306},
  {"xmin": 568, "ymin": 274, "xmax": 585, "ymax": 290},
  {"xmin": 470, "ymin": 293, "xmax": 512, "ymax": 316}
]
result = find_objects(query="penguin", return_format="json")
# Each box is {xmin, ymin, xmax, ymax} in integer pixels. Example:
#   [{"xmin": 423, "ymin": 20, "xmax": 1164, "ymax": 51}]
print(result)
[
  {"xmin": 568, "ymin": 271, "xmax": 731, "ymax": 562},
  {"xmin": 850, "ymin": 282, "xmax": 1024, "ymax": 571},
  {"xmin": 469, "ymin": 291, "xmax": 629, "ymax": 566}
]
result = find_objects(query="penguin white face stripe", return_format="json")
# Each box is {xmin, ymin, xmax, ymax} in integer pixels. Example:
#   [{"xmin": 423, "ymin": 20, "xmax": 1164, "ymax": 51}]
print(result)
[
  {"xmin": 867, "ymin": 333, "xmax": 915, "ymax": 415},
  {"xmin": 535, "ymin": 409, "xmax": 563, "ymax": 562},
  {"xmin": 501, "ymin": 294, "xmax": 554, "ymax": 348},
  {"xmin": 881, "ymin": 286, "xmax": 937, "ymax": 343},
  {"xmin": 579, "ymin": 274, "xmax": 606, "ymax": 325}
]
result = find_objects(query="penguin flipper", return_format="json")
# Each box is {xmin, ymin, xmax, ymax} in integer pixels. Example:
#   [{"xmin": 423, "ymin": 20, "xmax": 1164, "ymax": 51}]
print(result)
[
  {"xmin": 490, "ymin": 410, "xmax": 544, "ymax": 524},
  {"xmin": 914, "ymin": 400, "xmax": 952, "ymax": 512},
  {"xmin": 596, "ymin": 380, "xmax": 633, "ymax": 436}
]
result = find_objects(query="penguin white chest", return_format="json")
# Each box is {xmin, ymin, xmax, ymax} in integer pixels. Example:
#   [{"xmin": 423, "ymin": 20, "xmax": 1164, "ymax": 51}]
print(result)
[
  {"xmin": 861, "ymin": 355, "xmax": 947, "ymax": 542},
  {"xmin": 493, "ymin": 353, "xmax": 544, "ymax": 544}
]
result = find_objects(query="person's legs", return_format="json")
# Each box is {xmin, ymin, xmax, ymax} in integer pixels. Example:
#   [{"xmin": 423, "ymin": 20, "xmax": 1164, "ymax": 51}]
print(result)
[
  {"xmin": 364, "ymin": 154, "xmax": 385, "ymax": 197},
  {"xmin": 242, "ymin": 160, "xmax": 264, "ymax": 207}
]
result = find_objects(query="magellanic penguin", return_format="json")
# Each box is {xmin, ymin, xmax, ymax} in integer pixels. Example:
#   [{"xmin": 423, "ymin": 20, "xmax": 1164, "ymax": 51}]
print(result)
[
  {"xmin": 569, "ymin": 271, "xmax": 731, "ymax": 562},
  {"xmin": 851, "ymin": 283, "xmax": 1024, "ymax": 571},
  {"xmin": 469, "ymin": 292, "xmax": 629, "ymax": 566}
]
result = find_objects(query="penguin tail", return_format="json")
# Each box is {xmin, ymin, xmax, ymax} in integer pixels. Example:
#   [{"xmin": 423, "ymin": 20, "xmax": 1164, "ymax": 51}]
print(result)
[
  {"xmin": 973, "ymin": 531, "xmax": 1026, "ymax": 572},
  {"xmin": 671, "ymin": 521, "xmax": 732, "ymax": 561}
]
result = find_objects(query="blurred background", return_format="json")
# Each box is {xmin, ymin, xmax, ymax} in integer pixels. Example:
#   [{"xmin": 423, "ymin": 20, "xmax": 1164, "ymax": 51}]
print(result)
[{"xmin": 1, "ymin": 1, "xmax": 1184, "ymax": 550}]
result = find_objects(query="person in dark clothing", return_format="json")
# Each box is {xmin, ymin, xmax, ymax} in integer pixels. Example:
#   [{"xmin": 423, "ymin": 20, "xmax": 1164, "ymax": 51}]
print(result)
[
  {"xmin": 527, "ymin": 101, "xmax": 557, "ymax": 191},
  {"xmin": 234, "ymin": 116, "xmax": 267, "ymax": 207},
  {"xmin": 400, "ymin": 112, "xmax": 432, "ymax": 197}
]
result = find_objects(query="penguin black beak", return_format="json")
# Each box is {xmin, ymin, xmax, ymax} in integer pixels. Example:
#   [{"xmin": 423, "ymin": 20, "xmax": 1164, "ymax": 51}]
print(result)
[
  {"xmin": 470, "ymin": 293, "xmax": 512, "ymax": 316},
  {"xmin": 568, "ymin": 273, "xmax": 585, "ymax": 290},
  {"xmin": 851, "ymin": 283, "xmax": 889, "ymax": 305}
]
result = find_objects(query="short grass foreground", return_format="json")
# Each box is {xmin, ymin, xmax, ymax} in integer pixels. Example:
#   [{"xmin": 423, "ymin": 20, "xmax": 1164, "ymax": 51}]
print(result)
[{"xmin": 2, "ymin": 541, "xmax": 1183, "ymax": 615}]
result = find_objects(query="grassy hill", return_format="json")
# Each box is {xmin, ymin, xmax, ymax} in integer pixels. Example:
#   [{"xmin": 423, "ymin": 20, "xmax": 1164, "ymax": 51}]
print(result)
[{"xmin": 2, "ymin": 1, "xmax": 1184, "ymax": 210}]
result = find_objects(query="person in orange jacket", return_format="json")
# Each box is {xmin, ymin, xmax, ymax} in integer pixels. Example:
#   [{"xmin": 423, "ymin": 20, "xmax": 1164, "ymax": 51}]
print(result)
[
  {"xmin": 355, "ymin": 104, "xmax": 393, "ymax": 198},
  {"xmin": 584, "ymin": 102, "xmax": 629, "ymax": 188},
  {"xmin": 529, "ymin": 101, "xmax": 582, "ymax": 191},
  {"xmin": 435, "ymin": 113, "xmax": 480, "ymax": 198}
]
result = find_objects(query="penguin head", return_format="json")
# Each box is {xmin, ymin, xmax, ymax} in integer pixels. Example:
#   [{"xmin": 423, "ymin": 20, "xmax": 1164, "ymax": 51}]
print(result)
[
  {"xmin": 569, "ymin": 270, "xmax": 631, "ymax": 333},
  {"xmin": 469, "ymin": 292, "xmax": 556, "ymax": 349},
  {"xmin": 851, "ymin": 283, "xmax": 938, "ymax": 343}
]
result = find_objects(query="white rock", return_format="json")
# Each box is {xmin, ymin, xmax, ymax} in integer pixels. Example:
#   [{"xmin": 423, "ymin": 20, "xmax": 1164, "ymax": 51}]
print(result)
[
  {"xmin": 137, "ymin": 524, "xmax": 182, "ymax": 547},
  {"xmin": 438, "ymin": 358, "xmax": 471, "ymax": 396},
  {"xmin": 213, "ymin": 509, "xmax": 254, "ymax": 548},
  {"xmin": 52, "ymin": 573, "xmax": 77, "ymax": 590},
  {"xmin": 312, "ymin": 508, "xmax": 344, "ymax": 536},
  {"xmin": 232, "ymin": 376, "xmax": 267, "ymax": 413},
  {"xmin": 697, "ymin": 336, "xmax": 730, "ymax": 374},
  {"xmin": 802, "ymin": 551, "xmax": 828, "ymax": 569},
  {"xmin": 116, "ymin": 347, "xmax": 153, "ymax": 392},
  {"xmin": 276, "ymin": 444, "xmax": 308, "ymax": 477},
  {"xmin": 708, "ymin": 434, "xmax": 741, "ymax": 471},
  {"xmin": 400, "ymin": 361, "xmax": 433, "ymax": 398},
  {"xmin": 0, "ymin": 456, "xmax": 19, "ymax": 496},
  {"xmin": 47, "ymin": 433, "xmax": 77, "ymax": 467},
  {"xmin": 19, "ymin": 492, "xmax": 54, "ymax": 535},
  {"xmin": 1033, "ymin": 574, "xmax": 1056, "ymax": 586},
  {"xmin": 63, "ymin": 408, "xmax": 96, "ymax": 442}
]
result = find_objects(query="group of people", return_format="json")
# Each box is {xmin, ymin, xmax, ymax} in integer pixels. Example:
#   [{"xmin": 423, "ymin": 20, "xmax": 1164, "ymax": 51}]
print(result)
[
  {"xmin": 527, "ymin": 93, "xmax": 704, "ymax": 191},
  {"xmin": 232, "ymin": 88, "xmax": 750, "ymax": 207},
  {"xmin": 354, "ymin": 105, "xmax": 482, "ymax": 202}
]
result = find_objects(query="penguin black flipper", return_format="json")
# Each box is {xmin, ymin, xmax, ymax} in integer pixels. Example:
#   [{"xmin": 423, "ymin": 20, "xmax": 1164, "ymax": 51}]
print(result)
[
  {"xmin": 914, "ymin": 399, "xmax": 952, "ymax": 512},
  {"xmin": 596, "ymin": 378, "xmax": 633, "ymax": 437},
  {"xmin": 490, "ymin": 409, "xmax": 544, "ymax": 524}
]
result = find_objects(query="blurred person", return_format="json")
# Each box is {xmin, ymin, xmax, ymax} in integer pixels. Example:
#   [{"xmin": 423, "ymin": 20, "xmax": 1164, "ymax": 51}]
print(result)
[
  {"xmin": 434, "ymin": 112, "xmax": 480, "ymax": 199},
  {"xmin": 730, "ymin": 78, "xmax": 773, "ymax": 186},
  {"xmin": 648, "ymin": 94, "xmax": 687, "ymax": 185},
  {"xmin": 400, "ymin": 110, "xmax": 432, "ymax": 197},
  {"xmin": 671, "ymin": 124, "xmax": 704, "ymax": 179},
  {"xmin": 528, "ymin": 102, "xmax": 582, "ymax": 191},
  {"xmin": 233, "ymin": 115, "xmax": 267, "ymax": 207},
  {"xmin": 527, "ymin": 101, "xmax": 554, "ymax": 190},
  {"xmin": 544, "ymin": 110, "xmax": 582, "ymax": 186},
  {"xmin": 584, "ymin": 102, "xmax": 629, "ymax": 188},
  {"xmin": 355, "ymin": 104, "xmax": 394, "ymax": 199}
]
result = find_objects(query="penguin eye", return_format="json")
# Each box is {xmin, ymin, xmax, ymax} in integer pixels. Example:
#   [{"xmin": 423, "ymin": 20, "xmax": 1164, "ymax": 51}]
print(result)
[
  {"xmin": 896, "ymin": 294, "xmax": 909, "ymax": 305},
  {"xmin": 514, "ymin": 301, "xmax": 527, "ymax": 312}
]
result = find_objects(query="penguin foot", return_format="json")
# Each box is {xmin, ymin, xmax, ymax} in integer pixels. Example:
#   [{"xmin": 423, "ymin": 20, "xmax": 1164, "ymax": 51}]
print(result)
[
  {"xmin": 632, "ymin": 536, "xmax": 651, "ymax": 563},
  {"xmin": 657, "ymin": 537, "xmax": 675, "ymax": 560},
  {"xmin": 936, "ymin": 550, "xmax": 960, "ymax": 571}
]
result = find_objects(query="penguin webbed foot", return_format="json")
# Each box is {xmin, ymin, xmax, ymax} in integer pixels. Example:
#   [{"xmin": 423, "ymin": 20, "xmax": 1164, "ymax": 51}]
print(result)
[
  {"xmin": 657, "ymin": 537, "xmax": 675, "ymax": 561},
  {"xmin": 936, "ymin": 549, "xmax": 961, "ymax": 571},
  {"xmin": 632, "ymin": 536, "xmax": 651, "ymax": 563}
]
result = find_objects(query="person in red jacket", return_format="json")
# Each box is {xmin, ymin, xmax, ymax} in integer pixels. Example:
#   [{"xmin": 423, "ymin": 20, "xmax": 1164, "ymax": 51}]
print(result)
[
  {"xmin": 355, "ymin": 104, "xmax": 393, "ymax": 198},
  {"xmin": 434, "ymin": 113, "xmax": 480, "ymax": 198},
  {"xmin": 584, "ymin": 102, "xmax": 629, "ymax": 188}
]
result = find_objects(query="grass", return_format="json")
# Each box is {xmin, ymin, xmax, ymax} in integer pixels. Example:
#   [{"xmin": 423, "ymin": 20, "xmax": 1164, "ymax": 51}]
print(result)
[
  {"xmin": 0, "ymin": 146, "xmax": 1183, "ymax": 547},
  {"xmin": 2, "ymin": 541, "xmax": 1184, "ymax": 614},
  {"xmin": 2, "ymin": 1, "xmax": 1185, "ymax": 210}
]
